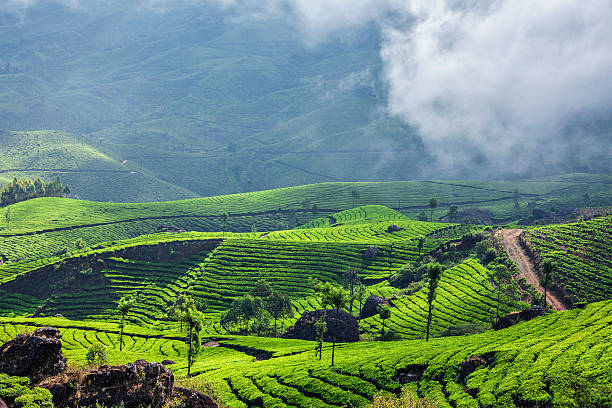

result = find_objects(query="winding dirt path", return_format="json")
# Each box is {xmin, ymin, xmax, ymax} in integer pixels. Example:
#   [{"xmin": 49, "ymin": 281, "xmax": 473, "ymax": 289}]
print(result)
[{"xmin": 497, "ymin": 229, "xmax": 567, "ymax": 311}]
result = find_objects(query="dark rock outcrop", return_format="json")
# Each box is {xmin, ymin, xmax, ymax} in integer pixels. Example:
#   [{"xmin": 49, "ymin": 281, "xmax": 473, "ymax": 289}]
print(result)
[
  {"xmin": 494, "ymin": 306, "xmax": 547, "ymax": 330},
  {"xmin": 360, "ymin": 295, "xmax": 392, "ymax": 319},
  {"xmin": 457, "ymin": 353, "xmax": 496, "ymax": 383},
  {"xmin": 0, "ymin": 327, "xmax": 67, "ymax": 382},
  {"xmin": 284, "ymin": 309, "xmax": 359, "ymax": 342},
  {"xmin": 364, "ymin": 246, "xmax": 379, "ymax": 258},
  {"xmin": 162, "ymin": 359, "xmax": 176, "ymax": 365},
  {"xmin": 173, "ymin": 387, "xmax": 218, "ymax": 408},
  {"xmin": 387, "ymin": 225, "xmax": 402, "ymax": 232},
  {"xmin": 49, "ymin": 360, "xmax": 174, "ymax": 408}
]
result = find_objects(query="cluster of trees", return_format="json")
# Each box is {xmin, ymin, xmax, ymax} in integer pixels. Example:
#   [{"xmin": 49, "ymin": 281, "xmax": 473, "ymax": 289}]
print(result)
[
  {"xmin": 220, "ymin": 280, "xmax": 292, "ymax": 336},
  {"xmin": 0, "ymin": 177, "xmax": 70, "ymax": 207}
]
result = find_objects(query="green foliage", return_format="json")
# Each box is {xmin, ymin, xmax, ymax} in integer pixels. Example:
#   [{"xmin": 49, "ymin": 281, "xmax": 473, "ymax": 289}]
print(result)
[
  {"xmin": 434, "ymin": 323, "xmax": 488, "ymax": 338},
  {"xmin": 86, "ymin": 343, "xmax": 110, "ymax": 366},
  {"xmin": 526, "ymin": 216, "xmax": 612, "ymax": 303},
  {"xmin": 425, "ymin": 263, "xmax": 443, "ymax": 342},
  {"xmin": 0, "ymin": 177, "xmax": 70, "ymax": 207},
  {"xmin": 181, "ymin": 306, "xmax": 205, "ymax": 376},
  {"xmin": 0, "ymin": 374, "xmax": 53, "ymax": 408}
]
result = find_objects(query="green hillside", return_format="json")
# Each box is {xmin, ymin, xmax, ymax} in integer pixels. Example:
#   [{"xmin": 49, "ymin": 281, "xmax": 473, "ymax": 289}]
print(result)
[
  {"xmin": 0, "ymin": 300, "xmax": 609, "ymax": 407},
  {"xmin": 0, "ymin": 213, "xmax": 474, "ymax": 337},
  {"xmin": 0, "ymin": 174, "xmax": 610, "ymax": 265},
  {"xmin": 524, "ymin": 215, "xmax": 612, "ymax": 304},
  {"xmin": 0, "ymin": 130, "xmax": 198, "ymax": 202}
]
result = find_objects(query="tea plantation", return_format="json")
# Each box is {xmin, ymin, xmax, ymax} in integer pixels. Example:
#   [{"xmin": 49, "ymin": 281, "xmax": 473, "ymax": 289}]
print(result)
[
  {"xmin": 0, "ymin": 186, "xmax": 610, "ymax": 407},
  {"xmin": 524, "ymin": 215, "xmax": 612, "ymax": 303},
  {"xmin": 0, "ymin": 300, "xmax": 609, "ymax": 407}
]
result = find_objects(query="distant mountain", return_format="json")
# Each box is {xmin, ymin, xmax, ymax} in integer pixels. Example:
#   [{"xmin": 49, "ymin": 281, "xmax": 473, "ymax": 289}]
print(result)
[{"xmin": 0, "ymin": 1, "xmax": 609, "ymax": 201}]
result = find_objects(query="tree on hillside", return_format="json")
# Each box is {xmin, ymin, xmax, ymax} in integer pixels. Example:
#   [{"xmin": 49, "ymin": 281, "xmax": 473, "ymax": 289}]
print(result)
[
  {"xmin": 250, "ymin": 279, "xmax": 273, "ymax": 298},
  {"xmin": 428, "ymin": 198, "xmax": 438, "ymax": 222},
  {"xmin": 221, "ymin": 212, "xmax": 229, "ymax": 236},
  {"xmin": 417, "ymin": 236, "xmax": 425, "ymax": 258},
  {"xmin": 310, "ymin": 278, "xmax": 332, "ymax": 360},
  {"xmin": 4, "ymin": 207, "xmax": 10, "ymax": 230},
  {"xmin": 0, "ymin": 176, "xmax": 71, "ymax": 207},
  {"xmin": 541, "ymin": 259, "xmax": 556, "ymax": 309},
  {"xmin": 342, "ymin": 268, "xmax": 360, "ymax": 314},
  {"xmin": 425, "ymin": 263, "xmax": 443, "ymax": 341},
  {"xmin": 117, "ymin": 296, "xmax": 135, "ymax": 351},
  {"xmin": 447, "ymin": 206, "xmax": 458, "ymax": 223},
  {"xmin": 181, "ymin": 306, "xmax": 204, "ymax": 376},
  {"xmin": 351, "ymin": 188, "xmax": 360, "ymax": 208},
  {"xmin": 355, "ymin": 284, "xmax": 367, "ymax": 329},
  {"xmin": 492, "ymin": 265, "xmax": 512, "ymax": 323},
  {"xmin": 324, "ymin": 285, "xmax": 349, "ymax": 366},
  {"xmin": 378, "ymin": 305, "xmax": 391, "ymax": 341},
  {"xmin": 314, "ymin": 316, "xmax": 327, "ymax": 361},
  {"xmin": 265, "ymin": 290, "xmax": 292, "ymax": 337}
]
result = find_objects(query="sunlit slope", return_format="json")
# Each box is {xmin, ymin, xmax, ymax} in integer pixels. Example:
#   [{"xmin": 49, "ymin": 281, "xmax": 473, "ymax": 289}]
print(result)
[
  {"xmin": 0, "ymin": 130, "xmax": 198, "ymax": 202},
  {"xmin": 0, "ymin": 301, "xmax": 610, "ymax": 407},
  {"xmin": 2, "ymin": 174, "xmax": 610, "ymax": 234},
  {"xmin": 0, "ymin": 220, "xmax": 486, "ymax": 339},
  {"xmin": 525, "ymin": 215, "xmax": 612, "ymax": 304}
]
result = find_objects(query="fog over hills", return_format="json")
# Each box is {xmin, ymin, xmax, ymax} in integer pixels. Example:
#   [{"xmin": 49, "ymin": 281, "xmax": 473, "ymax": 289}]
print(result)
[{"xmin": 0, "ymin": 0, "xmax": 610, "ymax": 201}]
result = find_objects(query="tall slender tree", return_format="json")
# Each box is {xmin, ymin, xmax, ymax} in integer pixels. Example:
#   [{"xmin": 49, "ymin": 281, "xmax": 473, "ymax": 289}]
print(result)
[
  {"xmin": 265, "ymin": 290, "xmax": 292, "ymax": 337},
  {"xmin": 541, "ymin": 259, "xmax": 556, "ymax": 309},
  {"xmin": 428, "ymin": 198, "xmax": 438, "ymax": 222},
  {"xmin": 417, "ymin": 236, "xmax": 425, "ymax": 258},
  {"xmin": 492, "ymin": 265, "xmax": 511, "ymax": 323},
  {"xmin": 378, "ymin": 305, "xmax": 391, "ymax": 341},
  {"xmin": 221, "ymin": 212, "xmax": 229, "ymax": 236},
  {"xmin": 324, "ymin": 285, "xmax": 349, "ymax": 366},
  {"xmin": 181, "ymin": 306, "xmax": 204, "ymax": 376},
  {"xmin": 425, "ymin": 263, "xmax": 443, "ymax": 341},
  {"xmin": 117, "ymin": 296, "xmax": 135, "ymax": 351},
  {"xmin": 355, "ymin": 284, "xmax": 367, "ymax": 329},
  {"xmin": 342, "ymin": 268, "xmax": 360, "ymax": 314}
]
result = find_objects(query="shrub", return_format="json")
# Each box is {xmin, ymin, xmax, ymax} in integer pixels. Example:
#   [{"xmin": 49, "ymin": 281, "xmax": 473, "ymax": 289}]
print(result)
[
  {"xmin": 367, "ymin": 389, "xmax": 436, "ymax": 408},
  {"xmin": 86, "ymin": 343, "xmax": 109, "ymax": 366},
  {"xmin": 434, "ymin": 323, "xmax": 488, "ymax": 338}
]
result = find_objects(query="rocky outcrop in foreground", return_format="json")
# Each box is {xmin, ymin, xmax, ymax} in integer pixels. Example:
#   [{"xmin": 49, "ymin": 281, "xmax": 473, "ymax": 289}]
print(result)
[
  {"xmin": 0, "ymin": 327, "xmax": 67, "ymax": 383},
  {"xmin": 0, "ymin": 328, "xmax": 217, "ymax": 408},
  {"xmin": 283, "ymin": 309, "xmax": 359, "ymax": 342}
]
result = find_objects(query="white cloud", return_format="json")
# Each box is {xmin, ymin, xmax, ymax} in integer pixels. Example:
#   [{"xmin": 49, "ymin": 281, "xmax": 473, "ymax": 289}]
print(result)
[{"xmin": 381, "ymin": 0, "xmax": 612, "ymax": 172}]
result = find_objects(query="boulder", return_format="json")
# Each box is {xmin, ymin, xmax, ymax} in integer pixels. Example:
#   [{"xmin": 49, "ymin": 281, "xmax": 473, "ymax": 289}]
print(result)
[
  {"xmin": 364, "ymin": 246, "xmax": 379, "ymax": 258},
  {"xmin": 49, "ymin": 360, "xmax": 174, "ymax": 408},
  {"xmin": 162, "ymin": 359, "xmax": 176, "ymax": 366},
  {"xmin": 173, "ymin": 387, "xmax": 218, "ymax": 408},
  {"xmin": 458, "ymin": 355, "xmax": 487, "ymax": 383},
  {"xmin": 283, "ymin": 309, "xmax": 359, "ymax": 342},
  {"xmin": 0, "ymin": 328, "xmax": 67, "ymax": 383},
  {"xmin": 494, "ymin": 306, "xmax": 547, "ymax": 330},
  {"xmin": 386, "ymin": 225, "xmax": 402, "ymax": 232},
  {"xmin": 32, "ymin": 327, "xmax": 62, "ymax": 339},
  {"xmin": 360, "ymin": 295, "xmax": 392, "ymax": 319}
]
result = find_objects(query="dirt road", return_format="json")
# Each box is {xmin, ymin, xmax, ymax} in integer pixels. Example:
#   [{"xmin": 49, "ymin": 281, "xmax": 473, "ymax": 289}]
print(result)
[{"xmin": 497, "ymin": 229, "xmax": 567, "ymax": 311}]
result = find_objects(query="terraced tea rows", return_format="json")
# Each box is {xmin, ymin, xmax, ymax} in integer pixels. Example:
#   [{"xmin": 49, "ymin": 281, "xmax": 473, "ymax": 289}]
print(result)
[
  {"xmin": 525, "ymin": 216, "xmax": 612, "ymax": 303},
  {"xmin": 3, "ymin": 174, "xmax": 608, "ymax": 237},
  {"xmin": 360, "ymin": 259, "xmax": 519, "ymax": 337},
  {"xmin": 2, "ymin": 300, "xmax": 606, "ymax": 408}
]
